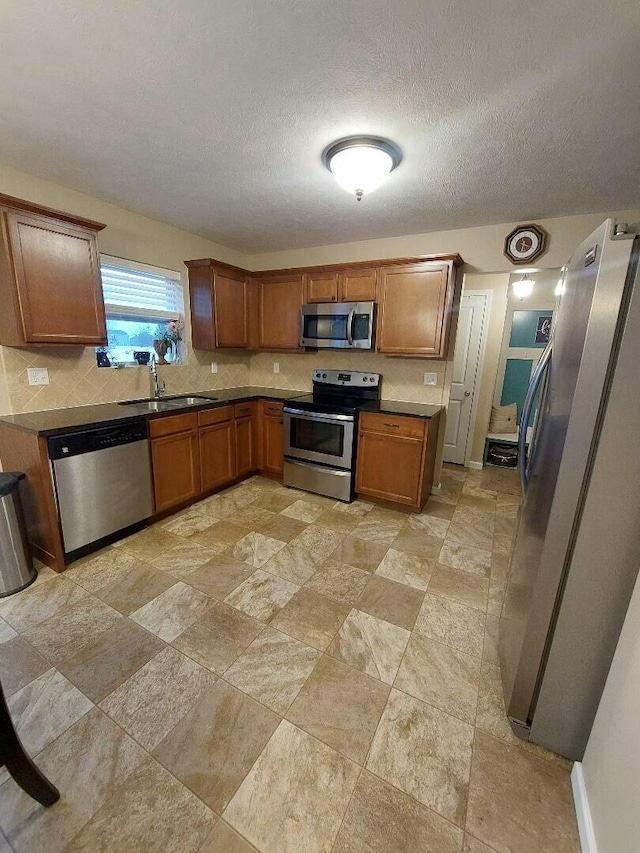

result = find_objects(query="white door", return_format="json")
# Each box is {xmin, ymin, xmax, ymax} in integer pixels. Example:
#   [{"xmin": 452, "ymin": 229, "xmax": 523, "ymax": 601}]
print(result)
[{"xmin": 443, "ymin": 293, "xmax": 487, "ymax": 465}]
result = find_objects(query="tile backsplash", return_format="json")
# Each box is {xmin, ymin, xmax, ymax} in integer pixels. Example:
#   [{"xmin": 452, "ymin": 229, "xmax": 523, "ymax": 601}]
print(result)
[
  {"xmin": 250, "ymin": 351, "xmax": 449, "ymax": 405},
  {"xmin": 0, "ymin": 345, "xmax": 250, "ymax": 413},
  {"xmin": 0, "ymin": 345, "xmax": 449, "ymax": 414}
]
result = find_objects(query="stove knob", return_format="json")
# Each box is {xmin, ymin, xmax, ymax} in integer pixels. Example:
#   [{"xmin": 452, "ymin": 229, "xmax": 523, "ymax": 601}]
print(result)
[{"xmin": 322, "ymin": 373, "xmax": 327, "ymax": 378}]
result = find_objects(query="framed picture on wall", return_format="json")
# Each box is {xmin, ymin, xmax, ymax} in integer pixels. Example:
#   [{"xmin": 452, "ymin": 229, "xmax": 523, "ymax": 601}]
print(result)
[{"xmin": 535, "ymin": 315, "xmax": 553, "ymax": 344}]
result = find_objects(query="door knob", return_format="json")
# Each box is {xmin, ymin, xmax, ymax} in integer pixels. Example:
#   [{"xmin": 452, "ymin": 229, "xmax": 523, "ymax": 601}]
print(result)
[{"xmin": 464, "ymin": 391, "xmax": 471, "ymax": 397}]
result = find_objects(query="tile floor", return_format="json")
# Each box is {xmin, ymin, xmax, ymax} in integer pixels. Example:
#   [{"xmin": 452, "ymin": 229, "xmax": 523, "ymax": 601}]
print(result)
[{"xmin": 0, "ymin": 465, "xmax": 580, "ymax": 853}]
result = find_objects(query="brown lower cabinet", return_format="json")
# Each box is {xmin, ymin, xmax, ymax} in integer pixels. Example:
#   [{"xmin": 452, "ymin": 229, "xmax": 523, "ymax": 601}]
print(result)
[
  {"xmin": 0, "ymin": 397, "xmax": 443, "ymax": 574},
  {"xmin": 235, "ymin": 402, "xmax": 257, "ymax": 478},
  {"xmin": 355, "ymin": 411, "xmax": 441, "ymax": 511},
  {"xmin": 261, "ymin": 401, "xmax": 284, "ymax": 476},
  {"xmin": 150, "ymin": 403, "xmax": 262, "ymax": 514},
  {"xmin": 200, "ymin": 420, "xmax": 236, "ymax": 492},
  {"xmin": 149, "ymin": 412, "xmax": 201, "ymax": 513},
  {"xmin": 198, "ymin": 406, "xmax": 236, "ymax": 493}
]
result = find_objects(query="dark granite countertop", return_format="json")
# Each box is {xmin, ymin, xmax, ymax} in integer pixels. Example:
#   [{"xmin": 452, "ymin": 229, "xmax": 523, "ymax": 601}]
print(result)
[
  {"xmin": 0, "ymin": 386, "xmax": 443, "ymax": 437},
  {"xmin": 0, "ymin": 387, "xmax": 307, "ymax": 437},
  {"xmin": 363, "ymin": 400, "xmax": 445, "ymax": 419}
]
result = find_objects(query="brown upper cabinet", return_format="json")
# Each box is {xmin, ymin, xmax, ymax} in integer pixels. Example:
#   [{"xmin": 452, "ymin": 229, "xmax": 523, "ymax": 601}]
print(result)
[
  {"xmin": 186, "ymin": 259, "xmax": 248, "ymax": 350},
  {"xmin": 0, "ymin": 193, "xmax": 107, "ymax": 346},
  {"xmin": 305, "ymin": 271, "xmax": 340, "ymax": 303},
  {"xmin": 305, "ymin": 267, "xmax": 377, "ymax": 303},
  {"xmin": 339, "ymin": 267, "xmax": 378, "ymax": 302},
  {"xmin": 185, "ymin": 254, "xmax": 461, "ymax": 357},
  {"xmin": 377, "ymin": 261, "xmax": 461, "ymax": 358},
  {"xmin": 258, "ymin": 273, "xmax": 305, "ymax": 350}
]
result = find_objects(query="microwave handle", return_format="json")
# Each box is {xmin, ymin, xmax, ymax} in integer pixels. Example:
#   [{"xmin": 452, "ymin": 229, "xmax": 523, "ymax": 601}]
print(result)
[{"xmin": 347, "ymin": 308, "xmax": 354, "ymax": 345}]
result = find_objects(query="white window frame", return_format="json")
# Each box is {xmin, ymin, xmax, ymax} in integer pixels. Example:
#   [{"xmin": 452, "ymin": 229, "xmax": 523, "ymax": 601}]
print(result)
[{"xmin": 98, "ymin": 255, "xmax": 185, "ymax": 366}]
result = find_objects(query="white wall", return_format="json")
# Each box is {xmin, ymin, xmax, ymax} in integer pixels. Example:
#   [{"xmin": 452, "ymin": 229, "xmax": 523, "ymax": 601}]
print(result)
[
  {"xmin": 247, "ymin": 210, "xmax": 640, "ymax": 274},
  {"xmin": 0, "ymin": 164, "xmax": 250, "ymax": 415},
  {"xmin": 580, "ymin": 572, "xmax": 640, "ymax": 852}
]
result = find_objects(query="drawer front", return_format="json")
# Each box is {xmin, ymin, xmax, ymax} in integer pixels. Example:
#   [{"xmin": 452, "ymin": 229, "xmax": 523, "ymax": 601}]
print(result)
[
  {"xmin": 263, "ymin": 400, "xmax": 284, "ymax": 417},
  {"xmin": 234, "ymin": 402, "xmax": 254, "ymax": 419},
  {"xmin": 198, "ymin": 405, "xmax": 234, "ymax": 427},
  {"xmin": 359, "ymin": 411, "xmax": 426, "ymax": 439},
  {"xmin": 149, "ymin": 412, "xmax": 198, "ymax": 438}
]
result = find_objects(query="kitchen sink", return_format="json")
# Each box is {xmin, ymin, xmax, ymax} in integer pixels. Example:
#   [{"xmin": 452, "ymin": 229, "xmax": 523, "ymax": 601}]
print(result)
[{"xmin": 119, "ymin": 395, "xmax": 218, "ymax": 412}]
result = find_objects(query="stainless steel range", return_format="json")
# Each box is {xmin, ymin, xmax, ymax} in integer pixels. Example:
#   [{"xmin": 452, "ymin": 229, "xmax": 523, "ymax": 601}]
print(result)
[{"xmin": 283, "ymin": 369, "xmax": 381, "ymax": 502}]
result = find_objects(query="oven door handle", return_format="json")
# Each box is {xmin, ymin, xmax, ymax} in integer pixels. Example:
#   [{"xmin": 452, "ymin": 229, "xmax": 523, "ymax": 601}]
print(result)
[{"xmin": 284, "ymin": 408, "xmax": 355, "ymax": 424}]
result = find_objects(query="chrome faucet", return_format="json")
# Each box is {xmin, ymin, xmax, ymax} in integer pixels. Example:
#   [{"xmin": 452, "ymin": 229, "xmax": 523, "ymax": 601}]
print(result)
[{"xmin": 149, "ymin": 355, "xmax": 166, "ymax": 399}]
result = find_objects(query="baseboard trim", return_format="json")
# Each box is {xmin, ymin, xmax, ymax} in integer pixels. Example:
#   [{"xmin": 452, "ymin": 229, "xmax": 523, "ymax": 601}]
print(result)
[
  {"xmin": 571, "ymin": 762, "xmax": 597, "ymax": 853},
  {"xmin": 431, "ymin": 483, "xmax": 441, "ymax": 495},
  {"xmin": 467, "ymin": 460, "xmax": 483, "ymax": 470}
]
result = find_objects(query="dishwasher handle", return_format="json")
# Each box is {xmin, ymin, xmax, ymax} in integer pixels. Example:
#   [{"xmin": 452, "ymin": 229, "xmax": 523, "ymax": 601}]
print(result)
[{"xmin": 47, "ymin": 419, "xmax": 148, "ymax": 460}]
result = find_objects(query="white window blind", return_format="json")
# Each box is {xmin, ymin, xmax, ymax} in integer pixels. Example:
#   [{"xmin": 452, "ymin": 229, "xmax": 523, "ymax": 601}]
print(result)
[{"xmin": 100, "ymin": 255, "xmax": 183, "ymax": 321}]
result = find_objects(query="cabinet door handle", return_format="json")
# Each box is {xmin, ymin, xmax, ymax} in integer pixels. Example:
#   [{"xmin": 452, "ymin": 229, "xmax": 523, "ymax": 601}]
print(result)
[{"xmin": 383, "ymin": 422, "xmax": 399, "ymax": 428}]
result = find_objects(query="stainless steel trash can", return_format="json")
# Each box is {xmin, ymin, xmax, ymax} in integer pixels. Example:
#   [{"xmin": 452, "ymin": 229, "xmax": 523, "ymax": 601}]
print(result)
[{"xmin": 0, "ymin": 472, "xmax": 36, "ymax": 597}]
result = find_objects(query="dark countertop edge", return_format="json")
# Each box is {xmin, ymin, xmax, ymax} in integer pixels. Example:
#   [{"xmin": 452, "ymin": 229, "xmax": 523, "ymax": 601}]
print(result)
[
  {"xmin": 0, "ymin": 387, "xmax": 306, "ymax": 437},
  {"xmin": 363, "ymin": 400, "xmax": 445, "ymax": 419},
  {"xmin": 0, "ymin": 388, "xmax": 444, "ymax": 437}
]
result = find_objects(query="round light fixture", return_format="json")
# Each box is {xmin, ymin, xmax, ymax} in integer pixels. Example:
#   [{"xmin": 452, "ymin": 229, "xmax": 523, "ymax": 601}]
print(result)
[
  {"xmin": 323, "ymin": 136, "xmax": 402, "ymax": 201},
  {"xmin": 512, "ymin": 273, "xmax": 535, "ymax": 300}
]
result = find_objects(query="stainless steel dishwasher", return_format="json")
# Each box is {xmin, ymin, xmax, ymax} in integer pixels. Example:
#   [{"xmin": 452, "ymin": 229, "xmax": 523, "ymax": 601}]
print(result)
[{"xmin": 48, "ymin": 418, "xmax": 153, "ymax": 562}]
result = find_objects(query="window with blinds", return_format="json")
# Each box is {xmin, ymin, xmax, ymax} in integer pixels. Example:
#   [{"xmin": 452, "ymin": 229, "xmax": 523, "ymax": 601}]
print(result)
[{"xmin": 96, "ymin": 255, "xmax": 184, "ymax": 366}]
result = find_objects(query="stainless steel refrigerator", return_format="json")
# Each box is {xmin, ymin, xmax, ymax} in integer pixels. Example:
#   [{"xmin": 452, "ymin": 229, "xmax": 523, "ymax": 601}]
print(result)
[{"xmin": 499, "ymin": 218, "xmax": 640, "ymax": 761}]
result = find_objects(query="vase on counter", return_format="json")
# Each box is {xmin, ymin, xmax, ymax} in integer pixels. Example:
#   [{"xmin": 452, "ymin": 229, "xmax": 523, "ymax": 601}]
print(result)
[{"xmin": 153, "ymin": 339, "xmax": 169, "ymax": 365}]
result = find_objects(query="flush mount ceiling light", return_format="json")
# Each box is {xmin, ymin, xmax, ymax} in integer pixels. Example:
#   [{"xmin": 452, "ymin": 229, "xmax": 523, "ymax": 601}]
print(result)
[
  {"xmin": 512, "ymin": 273, "xmax": 536, "ymax": 300},
  {"xmin": 323, "ymin": 136, "xmax": 402, "ymax": 201}
]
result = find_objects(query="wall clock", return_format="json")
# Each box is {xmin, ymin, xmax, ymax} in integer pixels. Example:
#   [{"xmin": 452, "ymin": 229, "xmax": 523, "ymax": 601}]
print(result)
[{"xmin": 504, "ymin": 224, "xmax": 548, "ymax": 265}]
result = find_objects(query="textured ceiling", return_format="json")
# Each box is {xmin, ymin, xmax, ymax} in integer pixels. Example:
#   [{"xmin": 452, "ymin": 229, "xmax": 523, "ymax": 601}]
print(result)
[{"xmin": 1, "ymin": 1, "xmax": 639, "ymax": 253}]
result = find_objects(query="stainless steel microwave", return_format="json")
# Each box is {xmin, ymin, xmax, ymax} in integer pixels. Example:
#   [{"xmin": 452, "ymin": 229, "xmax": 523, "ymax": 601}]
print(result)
[{"xmin": 300, "ymin": 301, "xmax": 375, "ymax": 349}]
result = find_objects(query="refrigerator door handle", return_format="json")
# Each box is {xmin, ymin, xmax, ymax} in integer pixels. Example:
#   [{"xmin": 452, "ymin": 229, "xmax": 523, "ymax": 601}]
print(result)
[{"xmin": 519, "ymin": 342, "xmax": 553, "ymax": 495}]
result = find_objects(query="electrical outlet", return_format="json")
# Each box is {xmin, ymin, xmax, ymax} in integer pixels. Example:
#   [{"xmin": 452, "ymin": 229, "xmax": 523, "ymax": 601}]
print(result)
[
  {"xmin": 27, "ymin": 368, "xmax": 50, "ymax": 386},
  {"xmin": 210, "ymin": 362, "xmax": 218, "ymax": 374},
  {"xmin": 423, "ymin": 372, "xmax": 438, "ymax": 386},
  {"xmin": 273, "ymin": 362, "xmax": 280, "ymax": 374}
]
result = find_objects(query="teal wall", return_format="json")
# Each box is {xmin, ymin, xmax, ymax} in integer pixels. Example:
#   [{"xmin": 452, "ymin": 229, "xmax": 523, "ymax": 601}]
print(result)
[
  {"xmin": 501, "ymin": 358, "xmax": 532, "ymax": 422},
  {"xmin": 510, "ymin": 310, "xmax": 552, "ymax": 348}
]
